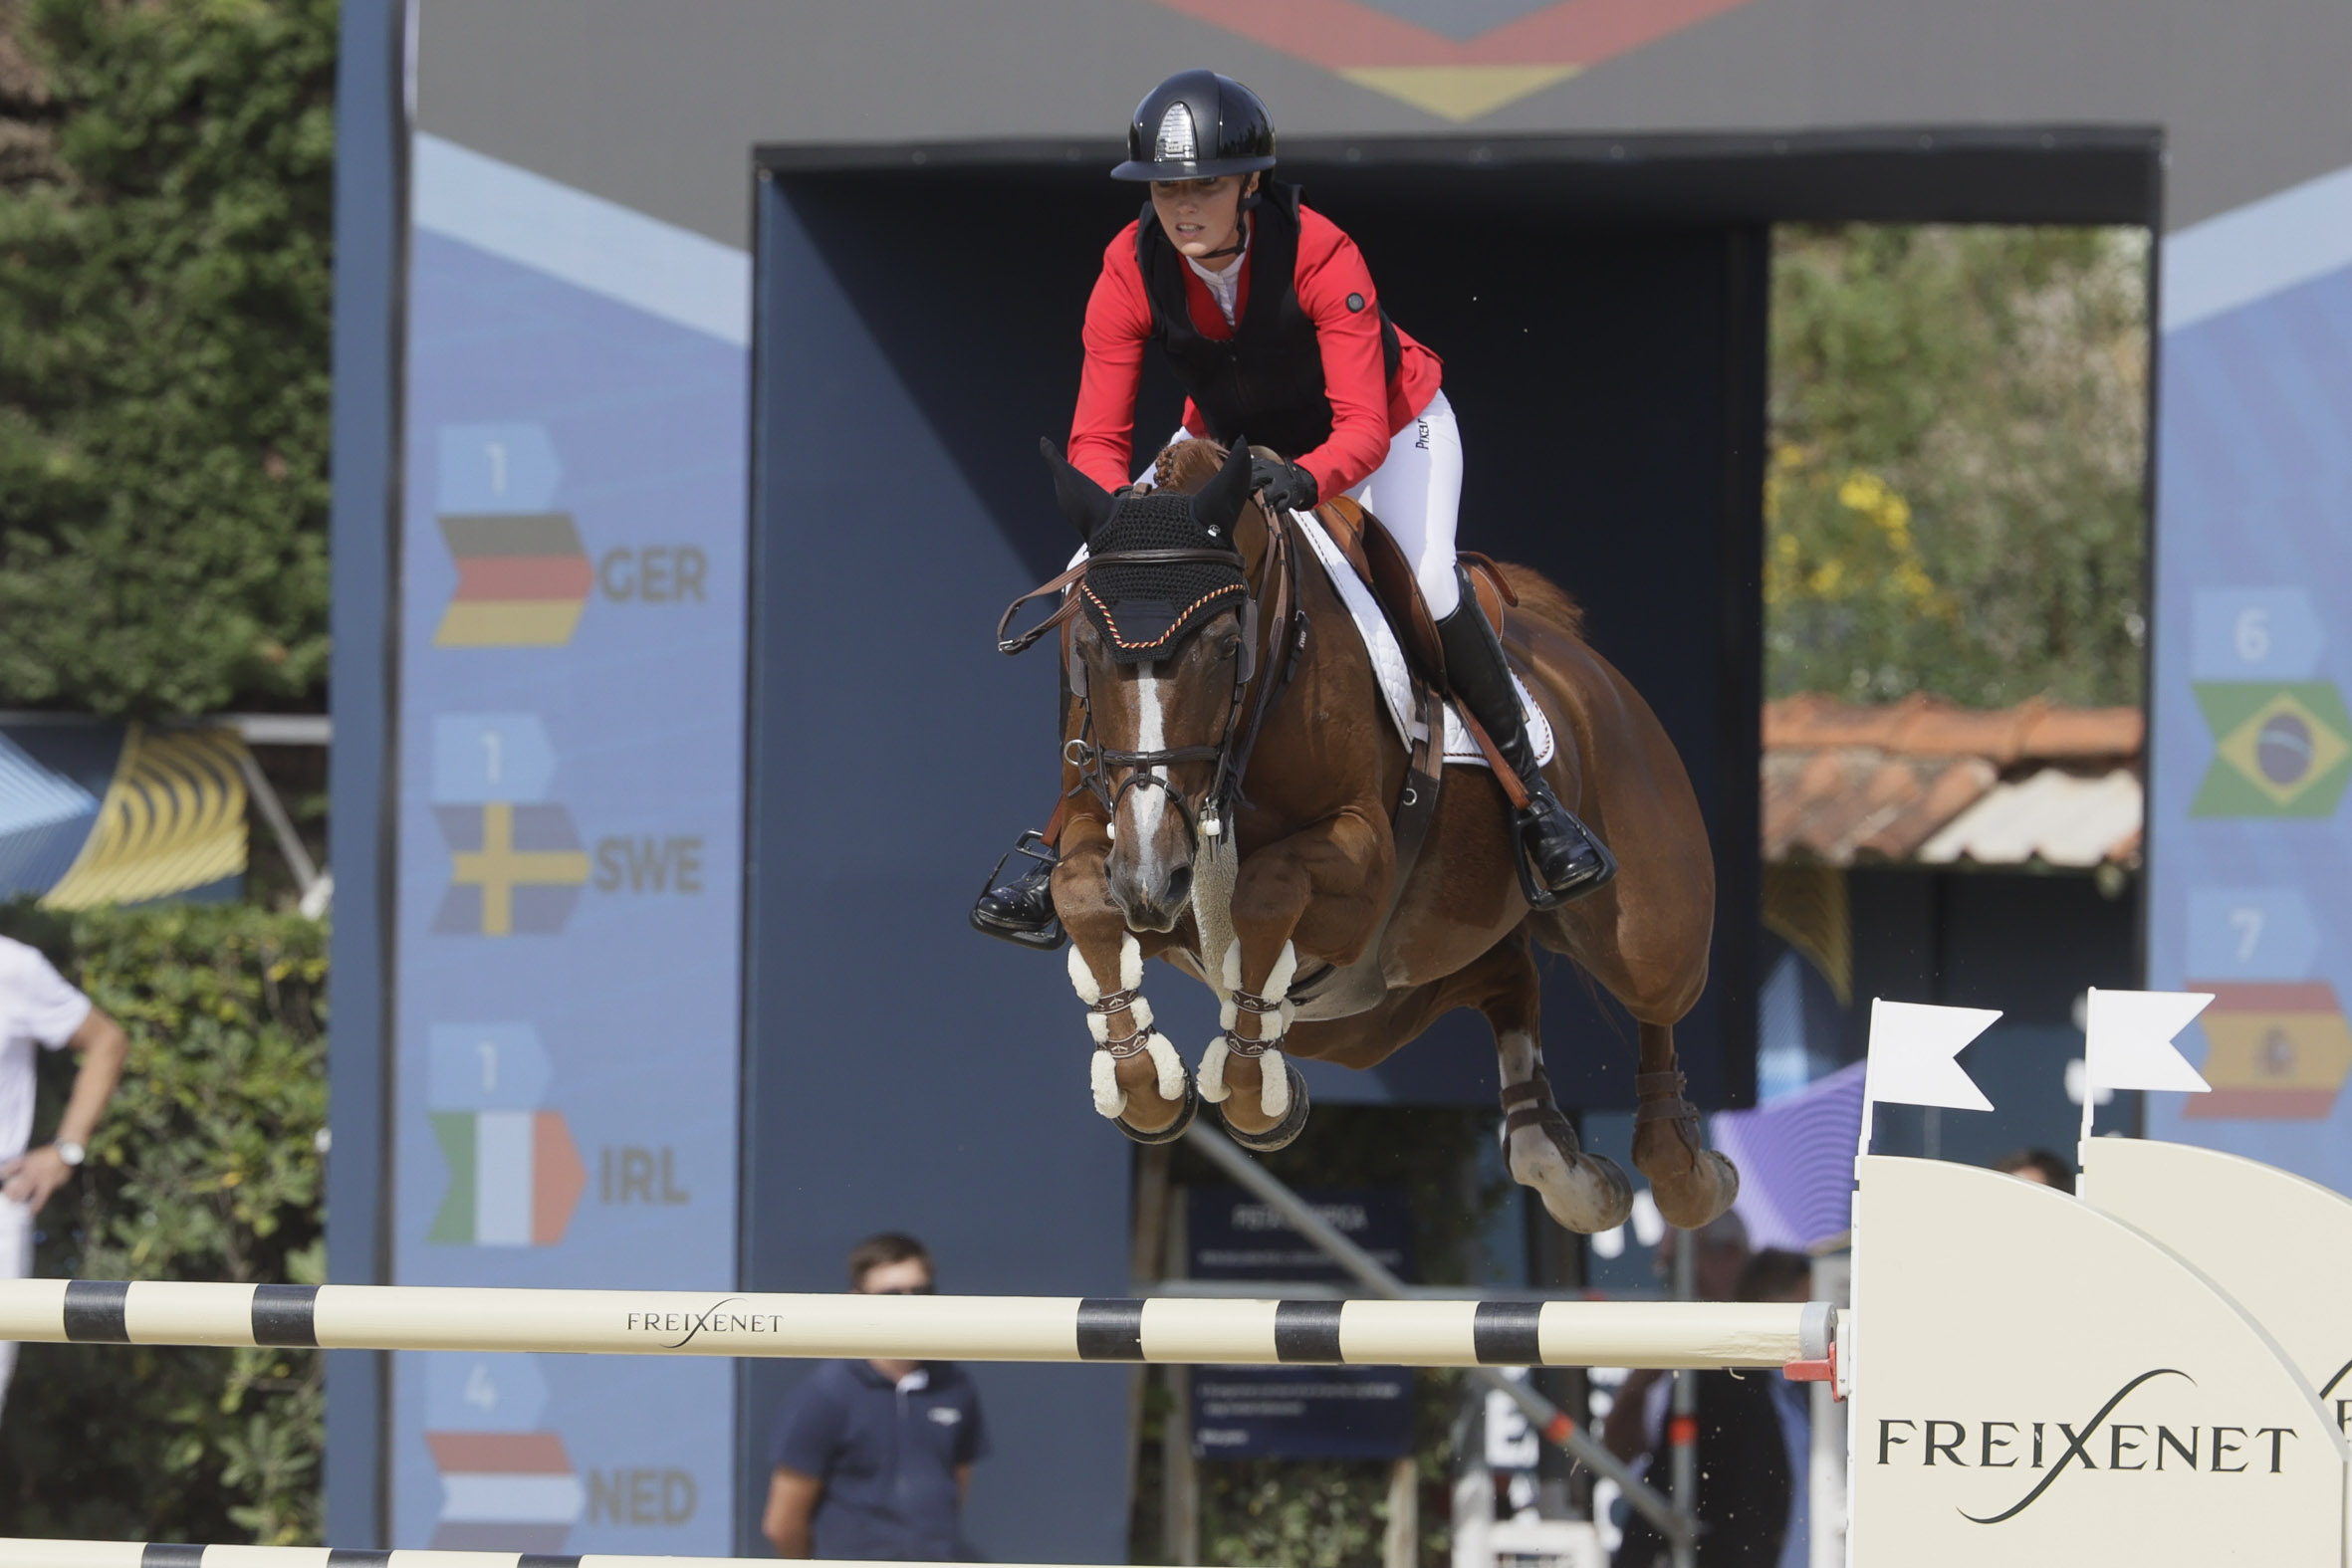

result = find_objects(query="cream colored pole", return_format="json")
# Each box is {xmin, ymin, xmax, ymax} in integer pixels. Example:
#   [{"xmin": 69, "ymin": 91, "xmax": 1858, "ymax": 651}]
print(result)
[{"xmin": 0, "ymin": 1277, "xmax": 1815, "ymax": 1368}]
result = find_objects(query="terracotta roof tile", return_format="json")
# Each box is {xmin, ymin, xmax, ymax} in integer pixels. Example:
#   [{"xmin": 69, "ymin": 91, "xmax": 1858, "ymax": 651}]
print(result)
[
  {"xmin": 1762, "ymin": 694, "xmax": 2143, "ymax": 867},
  {"xmin": 1763, "ymin": 694, "xmax": 2144, "ymax": 766}
]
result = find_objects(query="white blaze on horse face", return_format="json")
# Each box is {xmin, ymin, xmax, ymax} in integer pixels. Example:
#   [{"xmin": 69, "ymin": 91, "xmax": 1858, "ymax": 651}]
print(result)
[{"xmin": 1121, "ymin": 661, "xmax": 1174, "ymax": 892}]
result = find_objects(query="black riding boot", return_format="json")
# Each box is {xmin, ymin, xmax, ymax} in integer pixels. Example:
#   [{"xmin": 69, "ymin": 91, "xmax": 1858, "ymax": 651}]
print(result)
[
  {"xmin": 971, "ymin": 829, "xmax": 1065, "ymax": 949},
  {"xmin": 1435, "ymin": 571, "xmax": 1617, "ymax": 909}
]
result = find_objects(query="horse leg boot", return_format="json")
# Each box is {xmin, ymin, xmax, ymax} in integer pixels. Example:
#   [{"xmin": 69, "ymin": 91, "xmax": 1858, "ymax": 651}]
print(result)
[
  {"xmin": 1435, "ymin": 570, "xmax": 1615, "ymax": 909},
  {"xmin": 1066, "ymin": 929, "xmax": 1193, "ymax": 1140},
  {"xmin": 1197, "ymin": 938, "xmax": 1308, "ymax": 1152},
  {"xmin": 1481, "ymin": 937, "xmax": 1633, "ymax": 1232},
  {"xmin": 1200, "ymin": 806, "xmax": 1390, "ymax": 1149},
  {"xmin": 1631, "ymin": 1019, "xmax": 1741, "ymax": 1229}
]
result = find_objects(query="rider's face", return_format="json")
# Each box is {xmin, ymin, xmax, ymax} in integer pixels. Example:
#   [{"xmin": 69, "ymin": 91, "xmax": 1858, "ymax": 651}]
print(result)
[{"xmin": 1150, "ymin": 174, "xmax": 1255, "ymax": 267}]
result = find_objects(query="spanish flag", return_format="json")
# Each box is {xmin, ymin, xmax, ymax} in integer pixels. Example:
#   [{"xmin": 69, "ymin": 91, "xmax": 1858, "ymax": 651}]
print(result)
[
  {"xmin": 435, "ymin": 513, "xmax": 591, "ymax": 648},
  {"xmin": 2182, "ymin": 982, "xmax": 2352, "ymax": 1120}
]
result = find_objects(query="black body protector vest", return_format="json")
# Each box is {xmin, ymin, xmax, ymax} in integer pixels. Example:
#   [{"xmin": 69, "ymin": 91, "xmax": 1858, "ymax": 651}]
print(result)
[{"xmin": 1136, "ymin": 182, "xmax": 1402, "ymax": 462}]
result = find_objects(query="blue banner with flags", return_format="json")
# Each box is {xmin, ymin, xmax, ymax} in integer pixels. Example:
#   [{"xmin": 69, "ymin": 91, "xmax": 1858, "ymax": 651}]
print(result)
[{"xmin": 385, "ymin": 134, "xmax": 749, "ymax": 1555}]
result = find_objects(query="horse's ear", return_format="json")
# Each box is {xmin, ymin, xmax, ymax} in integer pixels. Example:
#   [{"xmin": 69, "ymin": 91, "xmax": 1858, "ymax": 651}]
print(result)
[
  {"xmin": 1191, "ymin": 437, "xmax": 1253, "ymax": 537},
  {"xmin": 1041, "ymin": 438, "xmax": 1117, "ymax": 543}
]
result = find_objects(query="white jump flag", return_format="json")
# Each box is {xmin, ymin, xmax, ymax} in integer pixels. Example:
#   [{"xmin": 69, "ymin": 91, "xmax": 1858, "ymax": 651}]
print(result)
[
  {"xmin": 1859, "ymin": 999, "xmax": 2001, "ymax": 1163},
  {"xmin": 2078, "ymin": 988, "xmax": 2213, "ymax": 1144}
]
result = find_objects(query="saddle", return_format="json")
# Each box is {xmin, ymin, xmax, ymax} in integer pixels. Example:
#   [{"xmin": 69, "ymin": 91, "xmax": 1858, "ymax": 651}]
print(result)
[
  {"xmin": 1309, "ymin": 494, "xmax": 1518, "ymax": 685},
  {"xmin": 1305, "ymin": 494, "xmax": 1531, "ymax": 902}
]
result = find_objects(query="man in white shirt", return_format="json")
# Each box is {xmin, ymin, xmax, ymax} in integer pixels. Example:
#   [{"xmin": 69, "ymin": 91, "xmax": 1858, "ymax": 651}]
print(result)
[{"xmin": 0, "ymin": 931, "xmax": 129, "ymax": 1420}]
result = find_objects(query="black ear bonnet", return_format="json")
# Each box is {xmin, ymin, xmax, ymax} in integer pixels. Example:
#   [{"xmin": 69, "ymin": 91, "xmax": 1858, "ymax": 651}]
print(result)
[{"xmin": 1044, "ymin": 440, "xmax": 1253, "ymax": 664}]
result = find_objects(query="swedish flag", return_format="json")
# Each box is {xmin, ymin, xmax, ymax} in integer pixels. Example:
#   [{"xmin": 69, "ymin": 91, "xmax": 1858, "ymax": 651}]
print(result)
[{"xmin": 2192, "ymin": 682, "xmax": 2352, "ymax": 818}]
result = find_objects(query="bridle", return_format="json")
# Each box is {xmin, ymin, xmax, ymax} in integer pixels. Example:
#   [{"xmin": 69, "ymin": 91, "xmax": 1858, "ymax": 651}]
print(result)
[{"xmin": 997, "ymin": 504, "xmax": 1306, "ymax": 842}]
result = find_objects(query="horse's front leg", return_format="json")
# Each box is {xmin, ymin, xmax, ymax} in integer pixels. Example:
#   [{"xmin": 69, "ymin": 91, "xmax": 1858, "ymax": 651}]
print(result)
[
  {"xmin": 1200, "ymin": 803, "xmax": 1391, "ymax": 1145},
  {"xmin": 1054, "ymin": 817, "xmax": 1191, "ymax": 1137}
]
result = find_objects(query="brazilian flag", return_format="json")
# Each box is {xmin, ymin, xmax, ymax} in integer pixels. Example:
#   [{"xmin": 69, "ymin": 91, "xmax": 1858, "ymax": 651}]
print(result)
[{"xmin": 2192, "ymin": 682, "xmax": 2352, "ymax": 817}]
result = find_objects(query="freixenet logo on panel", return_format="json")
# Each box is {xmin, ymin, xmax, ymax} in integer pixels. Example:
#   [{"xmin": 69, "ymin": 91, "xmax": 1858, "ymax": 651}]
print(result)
[{"xmin": 1875, "ymin": 1368, "xmax": 2316, "ymax": 1524}]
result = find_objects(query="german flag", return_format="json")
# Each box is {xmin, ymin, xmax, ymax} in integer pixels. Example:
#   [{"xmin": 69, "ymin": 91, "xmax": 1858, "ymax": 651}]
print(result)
[
  {"xmin": 435, "ymin": 513, "xmax": 591, "ymax": 648},
  {"xmin": 2182, "ymin": 981, "xmax": 2352, "ymax": 1120}
]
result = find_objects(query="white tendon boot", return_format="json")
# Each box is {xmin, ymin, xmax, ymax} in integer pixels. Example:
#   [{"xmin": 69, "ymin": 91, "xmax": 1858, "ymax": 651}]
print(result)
[
  {"xmin": 1069, "ymin": 936, "xmax": 1184, "ymax": 1118},
  {"xmin": 1198, "ymin": 939, "xmax": 1297, "ymax": 1118}
]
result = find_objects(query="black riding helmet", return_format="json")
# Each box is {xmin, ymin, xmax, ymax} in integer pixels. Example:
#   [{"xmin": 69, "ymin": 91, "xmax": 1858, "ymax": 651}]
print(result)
[{"xmin": 1111, "ymin": 70, "xmax": 1277, "ymax": 182}]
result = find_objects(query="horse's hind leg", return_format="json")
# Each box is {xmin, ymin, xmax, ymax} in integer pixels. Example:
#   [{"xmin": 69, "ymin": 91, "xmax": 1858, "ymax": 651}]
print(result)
[
  {"xmin": 1633, "ymin": 1019, "xmax": 1740, "ymax": 1229},
  {"xmin": 1481, "ymin": 935, "xmax": 1634, "ymax": 1233}
]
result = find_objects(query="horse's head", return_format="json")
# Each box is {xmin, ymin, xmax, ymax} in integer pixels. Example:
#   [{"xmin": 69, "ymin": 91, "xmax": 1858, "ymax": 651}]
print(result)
[{"xmin": 1046, "ymin": 437, "xmax": 1257, "ymax": 933}]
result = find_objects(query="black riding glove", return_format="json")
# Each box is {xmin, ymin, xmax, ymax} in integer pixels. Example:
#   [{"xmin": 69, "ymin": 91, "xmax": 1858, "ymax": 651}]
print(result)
[{"xmin": 1250, "ymin": 455, "xmax": 1319, "ymax": 515}]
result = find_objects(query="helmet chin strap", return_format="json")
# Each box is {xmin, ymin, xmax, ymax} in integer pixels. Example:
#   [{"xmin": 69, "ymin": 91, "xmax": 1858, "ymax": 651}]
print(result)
[{"xmin": 1194, "ymin": 208, "xmax": 1251, "ymax": 262}]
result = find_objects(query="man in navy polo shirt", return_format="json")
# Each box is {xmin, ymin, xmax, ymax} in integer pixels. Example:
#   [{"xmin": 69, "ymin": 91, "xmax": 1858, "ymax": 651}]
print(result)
[{"xmin": 762, "ymin": 1233, "xmax": 989, "ymax": 1559}]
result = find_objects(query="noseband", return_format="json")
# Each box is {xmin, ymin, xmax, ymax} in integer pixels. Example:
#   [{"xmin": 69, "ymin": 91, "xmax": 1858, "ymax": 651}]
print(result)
[{"xmin": 997, "ymin": 510, "xmax": 1306, "ymax": 841}]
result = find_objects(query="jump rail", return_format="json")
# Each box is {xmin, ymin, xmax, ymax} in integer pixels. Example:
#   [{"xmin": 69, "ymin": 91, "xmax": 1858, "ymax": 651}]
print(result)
[
  {"xmin": 0, "ymin": 1279, "xmax": 1829, "ymax": 1371},
  {"xmin": 1, "ymin": 1547, "xmax": 972, "ymax": 1568}
]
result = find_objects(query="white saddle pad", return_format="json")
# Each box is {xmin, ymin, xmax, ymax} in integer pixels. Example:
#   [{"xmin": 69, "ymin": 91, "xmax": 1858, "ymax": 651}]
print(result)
[{"xmin": 1290, "ymin": 511, "xmax": 1553, "ymax": 770}]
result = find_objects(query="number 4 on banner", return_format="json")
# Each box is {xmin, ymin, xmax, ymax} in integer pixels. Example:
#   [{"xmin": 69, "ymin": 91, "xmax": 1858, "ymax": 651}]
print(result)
[{"xmin": 2079, "ymin": 989, "xmax": 2214, "ymax": 1145}]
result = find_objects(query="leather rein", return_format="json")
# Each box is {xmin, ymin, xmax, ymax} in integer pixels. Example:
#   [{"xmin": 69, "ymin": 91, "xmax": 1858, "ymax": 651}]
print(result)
[{"xmin": 996, "ymin": 510, "xmax": 1306, "ymax": 841}]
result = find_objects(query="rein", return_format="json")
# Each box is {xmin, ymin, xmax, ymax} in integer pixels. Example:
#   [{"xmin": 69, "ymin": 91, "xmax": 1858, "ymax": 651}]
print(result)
[{"xmin": 997, "ymin": 508, "xmax": 1306, "ymax": 842}]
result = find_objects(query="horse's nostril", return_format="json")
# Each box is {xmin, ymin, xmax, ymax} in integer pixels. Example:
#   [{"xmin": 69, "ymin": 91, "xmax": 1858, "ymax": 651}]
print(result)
[{"xmin": 1162, "ymin": 865, "xmax": 1193, "ymax": 908}]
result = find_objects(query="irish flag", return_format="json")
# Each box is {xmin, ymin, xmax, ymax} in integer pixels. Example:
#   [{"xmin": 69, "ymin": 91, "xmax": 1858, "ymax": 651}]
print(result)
[
  {"xmin": 430, "ymin": 1109, "xmax": 588, "ymax": 1245},
  {"xmin": 427, "ymin": 1430, "xmax": 584, "ymax": 1554}
]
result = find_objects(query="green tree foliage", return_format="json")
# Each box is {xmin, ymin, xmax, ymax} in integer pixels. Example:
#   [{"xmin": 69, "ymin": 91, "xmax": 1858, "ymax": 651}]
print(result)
[
  {"xmin": 1767, "ymin": 226, "xmax": 2150, "ymax": 708},
  {"xmin": 0, "ymin": 0, "xmax": 334, "ymax": 715},
  {"xmin": 0, "ymin": 902, "xmax": 326, "ymax": 1543}
]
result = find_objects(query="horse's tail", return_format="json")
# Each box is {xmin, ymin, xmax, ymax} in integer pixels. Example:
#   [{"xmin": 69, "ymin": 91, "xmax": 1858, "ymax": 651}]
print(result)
[{"xmin": 1489, "ymin": 560, "xmax": 1585, "ymax": 641}]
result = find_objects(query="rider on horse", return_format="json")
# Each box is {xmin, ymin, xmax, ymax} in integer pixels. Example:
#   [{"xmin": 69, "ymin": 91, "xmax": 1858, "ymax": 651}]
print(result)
[{"xmin": 973, "ymin": 69, "xmax": 1615, "ymax": 949}]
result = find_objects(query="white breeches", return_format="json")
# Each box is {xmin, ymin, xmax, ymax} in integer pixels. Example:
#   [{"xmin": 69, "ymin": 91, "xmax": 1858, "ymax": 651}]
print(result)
[
  {"xmin": 1344, "ymin": 388, "xmax": 1463, "ymax": 617},
  {"xmin": 1139, "ymin": 387, "xmax": 1465, "ymax": 617}
]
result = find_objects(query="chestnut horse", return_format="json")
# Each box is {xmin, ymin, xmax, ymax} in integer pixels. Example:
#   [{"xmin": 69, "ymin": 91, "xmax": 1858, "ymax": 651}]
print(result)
[{"xmin": 1019, "ymin": 437, "xmax": 1736, "ymax": 1233}]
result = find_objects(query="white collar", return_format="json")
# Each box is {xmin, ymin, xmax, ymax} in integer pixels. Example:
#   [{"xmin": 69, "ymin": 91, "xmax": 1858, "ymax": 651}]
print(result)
[{"xmin": 1186, "ymin": 229, "xmax": 1249, "ymax": 327}]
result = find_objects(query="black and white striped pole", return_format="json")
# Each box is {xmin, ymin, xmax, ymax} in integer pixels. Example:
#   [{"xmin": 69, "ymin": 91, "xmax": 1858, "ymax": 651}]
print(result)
[
  {"xmin": 0, "ymin": 1276, "xmax": 1823, "ymax": 1371},
  {"xmin": 1178, "ymin": 1122, "xmax": 1716, "ymax": 1554},
  {"xmin": 7, "ymin": 1544, "xmax": 1064, "ymax": 1567}
]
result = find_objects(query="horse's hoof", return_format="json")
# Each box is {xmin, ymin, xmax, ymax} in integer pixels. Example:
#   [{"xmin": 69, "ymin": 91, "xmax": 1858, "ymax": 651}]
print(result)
[
  {"xmin": 1523, "ymin": 1149, "xmax": 1635, "ymax": 1234},
  {"xmin": 1117, "ymin": 1077, "xmax": 1199, "ymax": 1146},
  {"xmin": 1647, "ymin": 1148, "xmax": 1741, "ymax": 1231},
  {"xmin": 1222, "ymin": 1063, "xmax": 1309, "ymax": 1152}
]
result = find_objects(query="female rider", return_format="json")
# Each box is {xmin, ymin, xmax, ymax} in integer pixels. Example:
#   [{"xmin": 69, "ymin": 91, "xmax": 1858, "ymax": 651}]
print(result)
[{"xmin": 973, "ymin": 69, "xmax": 1612, "ymax": 948}]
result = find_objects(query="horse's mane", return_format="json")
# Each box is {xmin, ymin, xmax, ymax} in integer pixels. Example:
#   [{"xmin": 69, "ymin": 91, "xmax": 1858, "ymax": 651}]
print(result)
[
  {"xmin": 1151, "ymin": 437, "xmax": 1228, "ymax": 494},
  {"xmin": 1146, "ymin": 438, "xmax": 1585, "ymax": 640}
]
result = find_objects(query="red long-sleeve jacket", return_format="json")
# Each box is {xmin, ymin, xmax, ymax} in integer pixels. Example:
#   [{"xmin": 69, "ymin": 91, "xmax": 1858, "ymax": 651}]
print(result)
[{"xmin": 1068, "ymin": 202, "xmax": 1443, "ymax": 498}]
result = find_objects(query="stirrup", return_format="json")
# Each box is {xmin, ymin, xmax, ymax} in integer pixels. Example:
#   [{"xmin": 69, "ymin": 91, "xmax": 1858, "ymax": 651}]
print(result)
[
  {"xmin": 1512, "ymin": 799, "xmax": 1618, "ymax": 912},
  {"xmin": 971, "ymin": 830, "xmax": 1065, "ymax": 951}
]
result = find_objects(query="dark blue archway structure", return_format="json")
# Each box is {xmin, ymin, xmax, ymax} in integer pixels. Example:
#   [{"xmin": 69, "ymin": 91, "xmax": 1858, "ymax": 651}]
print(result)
[{"xmin": 332, "ymin": 1, "xmax": 2180, "ymax": 1543}]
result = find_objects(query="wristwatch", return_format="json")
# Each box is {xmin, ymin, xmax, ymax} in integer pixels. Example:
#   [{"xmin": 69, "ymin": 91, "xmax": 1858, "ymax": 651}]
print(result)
[{"xmin": 54, "ymin": 1140, "xmax": 85, "ymax": 1168}]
